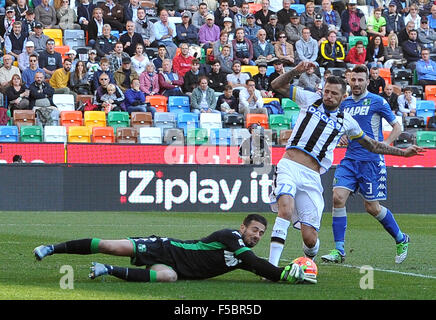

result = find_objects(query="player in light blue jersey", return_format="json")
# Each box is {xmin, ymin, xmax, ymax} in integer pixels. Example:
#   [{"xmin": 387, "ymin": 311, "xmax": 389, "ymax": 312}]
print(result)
[{"xmin": 321, "ymin": 65, "xmax": 412, "ymax": 264}]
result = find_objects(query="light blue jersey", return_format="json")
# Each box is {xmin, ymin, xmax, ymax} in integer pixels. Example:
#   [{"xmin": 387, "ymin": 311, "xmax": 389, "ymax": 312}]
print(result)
[{"xmin": 340, "ymin": 92, "xmax": 397, "ymax": 162}]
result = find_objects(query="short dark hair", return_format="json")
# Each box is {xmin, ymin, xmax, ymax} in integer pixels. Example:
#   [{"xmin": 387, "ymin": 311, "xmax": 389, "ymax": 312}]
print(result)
[
  {"xmin": 355, "ymin": 40, "xmax": 364, "ymax": 47},
  {"xmin": 243, "ymin": 214, "xmax": 267, "ymax": 229},
  {"xmin": 325, "ymin": 75, "xmax": 347, "ymax": 94},
  {"xmin": 224, "ymin": 85, "xmax": 233, "ymax": 91},
  {"xmin": 352, "ymin": 64, "xmax": 369, "ymax": 79},
  {"xmin": 246, "ymin": 78, "xmax": 255, "ymax": 85},
  {"xmin": 404, "ymin": 87, "xmax": 413, "ymax": 92},
  {"xmin": 422, "ymin": 47, "xmax": 431, "ymax": 53}
]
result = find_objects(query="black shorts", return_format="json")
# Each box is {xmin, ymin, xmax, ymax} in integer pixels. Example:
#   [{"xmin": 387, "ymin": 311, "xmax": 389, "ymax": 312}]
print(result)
[{"xmin": 128, "ymin": 236, "xmax": 175, "ymax": 268}]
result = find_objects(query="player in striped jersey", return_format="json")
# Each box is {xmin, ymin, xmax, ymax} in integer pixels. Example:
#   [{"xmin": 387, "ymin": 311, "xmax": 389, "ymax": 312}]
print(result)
[
  {"xmin": 321, "ymin": 65, "xmax": 413, "ymax": 264},
  {"xmin": 33, "ymin": 214, "xmax": 308, "ymax": 284},
  {"xmin": 267, "ymin": 62, "xmax": 423, "ymax": 267}
]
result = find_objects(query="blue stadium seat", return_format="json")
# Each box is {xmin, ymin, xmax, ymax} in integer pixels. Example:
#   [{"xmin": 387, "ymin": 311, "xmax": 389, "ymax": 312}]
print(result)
[
  {"xmin": 290, "ymin": 4, "xmax": 305, "ymax": 15},
  {"xmin": 416, "ymin": 100, "xmax": 436, "ymax": 124},
  {"xmin": 177, "ymin": 112, "xmax": 199, "ymax": 136},
  {"xmin": 266, "ymin": 65, "xmax": 275, "ymax": 76},
  {"xmin": 209, "ymin": 128, "xmax": 232, "ymax": 145},
  {"xmin": 168, "ymin": 96, "xmax": 190, "ymax": 114},
  {"xmin": 154, "ymin": 112, "xmax": 177, "ymax": 132},
  {"xmin": 0, "ymin": 125, "xmax": 19, "ymax": 142}
]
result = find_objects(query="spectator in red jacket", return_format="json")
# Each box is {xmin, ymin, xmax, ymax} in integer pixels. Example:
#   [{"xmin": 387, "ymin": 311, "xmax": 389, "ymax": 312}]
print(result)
[
  {"xmin": 172, "ymin": 43, "xmax": 194, "ymax": 78},
  {"xmin": 345, "ymin": 40, "xmax": 367, "ymax": 68}
]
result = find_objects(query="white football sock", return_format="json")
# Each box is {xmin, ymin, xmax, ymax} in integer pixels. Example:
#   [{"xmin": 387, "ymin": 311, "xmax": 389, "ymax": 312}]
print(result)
[{"xmin": 269, "ymin": 217, "xmax": 290, "ymax": 266}]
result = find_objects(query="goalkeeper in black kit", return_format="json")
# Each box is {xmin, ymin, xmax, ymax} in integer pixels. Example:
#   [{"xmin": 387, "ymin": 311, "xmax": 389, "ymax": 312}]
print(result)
[{"xmin": 34, "ymin": 214, "xmax": 310, "ymax": 284}]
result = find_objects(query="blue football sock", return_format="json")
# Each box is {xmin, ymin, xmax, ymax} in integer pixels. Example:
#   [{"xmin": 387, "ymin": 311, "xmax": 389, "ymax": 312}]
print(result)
[
  {"xmin": 332, "ymin": 207, "xmax": 347, "ymax": 255},
  {"xmin": 375, "ymin": 206, "xmax": 405, "ymax": 244}
]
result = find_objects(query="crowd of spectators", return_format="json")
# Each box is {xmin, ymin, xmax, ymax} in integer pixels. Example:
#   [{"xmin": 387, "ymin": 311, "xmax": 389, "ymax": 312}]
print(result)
[{"xmin": 1, "ymin": 0, "xmax": 436, "ymax": 120}]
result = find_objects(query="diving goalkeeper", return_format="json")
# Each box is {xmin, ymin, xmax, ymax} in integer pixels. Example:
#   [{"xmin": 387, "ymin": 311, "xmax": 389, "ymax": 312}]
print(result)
[{"xmin": 34, "ymin": 214, "xmax": 310, "ymax": 284}]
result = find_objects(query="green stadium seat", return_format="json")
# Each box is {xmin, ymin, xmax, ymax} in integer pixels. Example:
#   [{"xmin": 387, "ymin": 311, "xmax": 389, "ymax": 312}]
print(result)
[
  {"xmin": 187, "ymin": 128, "xmax": 208, "ymax": 145},
  {"xmin": 20, "ymin": 125, "xmax": 43, "ymax": 142},
  {"xmin": 107, "ymin": 111, "xmax": 130, "ymax": 132},
  {"xmin": 269, "ymin": 114, "xmax": 291, "ymax": 135},
  {"xmin": 349, "ymin": 36, "xmax": 369, "ymax": 48},
  {"xmin": 282, "ymin": 98, "xmax": 300, "ymax": 111},
  {"xmin": 416, "ymin": 131, "xmax": 436, "ymax": 147}
]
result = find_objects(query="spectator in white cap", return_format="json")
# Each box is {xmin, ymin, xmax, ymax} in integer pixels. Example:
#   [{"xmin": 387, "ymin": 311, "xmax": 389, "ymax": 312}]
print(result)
[
  {"xmin": 18, "ymin": 41, "xmax": 37, "ymax": 72},
  {"xmin": 66, "ymin": 49, "xmax": 78, "ymax": 72},
  {"xmin": 198, "ymin": 14, "xmax": 221, "ymax": 49},
  {"xmin": 222, "ymin": 16, "xmax": 236, "ymax": 41}
]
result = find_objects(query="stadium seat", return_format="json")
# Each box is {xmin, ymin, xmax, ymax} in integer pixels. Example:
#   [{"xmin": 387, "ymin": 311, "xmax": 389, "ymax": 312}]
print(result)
[
  {"xmin": 63, "ymin": 29, "xmax": 86, "ymax": 49},
  {"xmin": 60, "ymin": 111, "xmax": 83, "ymax": 130},
  {"xmin": 416, "ymin": 100, "xmax": 436, "ymax": 124},
  {"xmin": 424, "ymin": 85, "xmax": 436, "ymax": 103},
  {"xmin": 53, "ymin": 94, "xmax": 75, "ymax": 112},
  {"xmin": 44, "ymin": 125, "xmax": 67, "ymax": 142},
  {"xmin": 116, "ymin": 127, "xmax": 138, "ymax": 143},
  {"xmin": 146, "ymin": 95, "xmax": 168, "ymax": 113},
  {"xmin": 349, "ymin": 36, "xmax": 369, "ymax": 48},
  {"xmin": 241, "ymin": 65, "xmax": 259, "ymax": 77},
  {"xmin": 84, "ymin": 111, "xmax": 106, "ymax": 129},
  {"xmin": 110, "ymin": 30, "xmax": 120, "ymax": 39},
  {"xmin": 279, "ymin": 129, "xmax": 292, "ymax": 146},
  {"xmin": 382, "ymin": 116, "xmax": 403, "ymax": 132},
  {"xmin": 130, "ymin": 112, "xmax": 153, "ymax": 129},
  {"xmin": 282, "ymin": 98, "xmax": 300, "ymax": 111},
  {"xmin": 145, "ymin": 47, "xmax": 158, "ymax": 60},
  {"xmin": 43, "ymin": 29, "xmax": 63, "ymax": 46},
  {"xmin": 223, "ymin": 113, "xmax": 244, "ymax": 129},
  {"xmin": 392, "ymin": 68, "xmax": 412, "ymax": 86},
  {"xmin": 187, "ymin": 128, "xmax": 208, "ymax": 145},
  {"xmin": 75, "ymin": 47, "xmax": 89, "ymax": 61},
  {"xmin": 248, "ymin": 3, "xmax": 262, "ymax": 13},
  {"xmin": 379, "ymin": 68, "xmax": 392, "ymax": 85},
  {"xmin": 20, "ymin": 125, "xmax": 43, "ymax": 142},
  {"xmin": 200, "ymin": 113, "xmax": 222, "ymax": 134},
  {"xmin": 266, "ymin": 65, "xmax": 275, "ymax": 76},
  {"xmin": 68, "ymin": 126, "xmax": 91, "ymax": 142},
  {"xmin": 0, "ymin": 125, "xmax": 19, "ymax": 142},
  {"xmin": 13, "ymin": 110, "xmax": 36, "ymax": 131},
  {"xmin": 138, "ymin": 127, "xmax": 162, "ymax": 144},
  {"xmin": 168, "ymin": 96, "xmax": 190, "ymax": 114},
  {"xmin": 394, "ymin": 131, "xmax": 415, "ymax": 148},
  {"xmin": 408, "ymin": 85, "xmax": 424, "ymax": 99},
  {"xmin": 177, "ymin": 112, "xmax": 199, "ymax": 136},
  {"xmin": 269, "ymin": 114, "xmax": 291, "ymax": 135},
  {"xmin": 54, "ymin": 45, "xmax": 70, "ymax": 61},
  {"xmin": 231, "ymin": 128, "xmax": 251, "ymax": 146},
  {"xmin": 382, "ymin": 36, "xmax": 389, "ymax": 47},
  {"xmin": 404, "ymin": 116, "xmax": 425, "ymax": 129},
  {"xmin": 290, "ymin": 4, "xmax": 305, "ymax": 15},
  {"xmin": 282, "ymin": 100, "xmax": 300, "ymax": 128},
  {"xmin": 107, "ymin": 111, "xmax": 130, "ymax": 132},
  {"xmin": 209, "ymin": 128, "xmax": 232, "ymax": 145},
  {"xmin": 154, "ymin": 112, "xmax": 177, "ymax": 132},
  {"xmin": 163, "ymin": 128, "xmax": 185, "ymax": 144},
  {"xmin": 246, "ymin": 113, "xmax": 269, "ymax": 129},
  {"xmin": 92, "ymin": 126, "xmax": 115, "ymax": 143},
  {"xmin": 416, "ymin": 130, "xmax": 436, "ymax": 147}
]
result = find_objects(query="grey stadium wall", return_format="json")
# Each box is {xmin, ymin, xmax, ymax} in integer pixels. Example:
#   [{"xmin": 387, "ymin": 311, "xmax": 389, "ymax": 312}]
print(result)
[{"xmin": 0, "ymin": 164, "xmax": 434, "ymax": 214}]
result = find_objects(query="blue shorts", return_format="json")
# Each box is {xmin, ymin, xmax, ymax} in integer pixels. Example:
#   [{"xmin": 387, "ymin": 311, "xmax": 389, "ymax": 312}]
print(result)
[{"xmin": 333, "ymin": 158, "xmax": 387, "ymax": 201}]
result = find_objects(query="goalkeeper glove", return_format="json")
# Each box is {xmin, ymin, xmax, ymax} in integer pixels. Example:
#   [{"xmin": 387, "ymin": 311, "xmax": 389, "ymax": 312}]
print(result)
[{"xmin": 280, "ymin": 263, "xmax": 305, "ymax": 284}]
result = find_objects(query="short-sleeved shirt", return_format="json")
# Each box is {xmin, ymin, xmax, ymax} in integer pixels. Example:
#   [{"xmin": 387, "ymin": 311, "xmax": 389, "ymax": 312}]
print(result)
[
  {"xmin": 340, "ymin": 91, "xmax": 397, "ymax": 162},
  {"xmin": 287, "ymin": 85, "xmax": 365, "ymax": 174},
  {"xmin": 367, "ymin": 16, "xmax": 386, "ymax": 32},
  {"xmin": 129, "ymin": 229, "xmax": 253, "ymax": 280}
]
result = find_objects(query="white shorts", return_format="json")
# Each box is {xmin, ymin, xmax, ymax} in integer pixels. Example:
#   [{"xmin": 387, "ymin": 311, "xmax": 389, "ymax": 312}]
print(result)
[{"xmin": 269, "ymin": 158, "xmax": 324, "ymax": 231}]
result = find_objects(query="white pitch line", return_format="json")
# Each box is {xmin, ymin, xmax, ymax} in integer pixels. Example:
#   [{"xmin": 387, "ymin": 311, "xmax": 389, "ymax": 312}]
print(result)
[{"xmin": 337, "ymin": 263, "xmax": 436, "ymax": 280}]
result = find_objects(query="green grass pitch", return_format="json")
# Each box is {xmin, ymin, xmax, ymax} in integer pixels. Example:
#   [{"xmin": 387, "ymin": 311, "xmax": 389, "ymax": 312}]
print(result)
[{"xmin": 1, "ymin": 211, "xmax": 435, "ymax": 300}]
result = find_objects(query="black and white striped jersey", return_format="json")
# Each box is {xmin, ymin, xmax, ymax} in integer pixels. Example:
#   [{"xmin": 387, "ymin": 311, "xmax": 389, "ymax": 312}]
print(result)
[{"xmin": 286, "ymin": 85, "xmax": 365, "ymax": 174}]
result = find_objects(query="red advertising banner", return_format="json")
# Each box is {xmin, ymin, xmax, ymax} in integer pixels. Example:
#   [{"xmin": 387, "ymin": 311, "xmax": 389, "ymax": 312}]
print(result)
[
  {"xmin": 0, "ymin": 143, "xmax": 65, "ymax": 164},
  {"xmin": 67, "ymin": 143, "xmax": 436, "ymax": 167}
]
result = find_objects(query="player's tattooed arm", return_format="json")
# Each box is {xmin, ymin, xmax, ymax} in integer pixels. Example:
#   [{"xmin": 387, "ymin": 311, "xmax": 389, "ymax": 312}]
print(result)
[
  {"xmin": 271, "ymin": 61, "xmax": 317, "ymax": 98},
  {"xmin": 358, "ymin": 135, "xmax": 425, "ymax": 157}
]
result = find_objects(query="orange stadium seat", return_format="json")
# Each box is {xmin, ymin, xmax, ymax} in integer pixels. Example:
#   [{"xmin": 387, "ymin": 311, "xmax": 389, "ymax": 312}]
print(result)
[
  {"xmin": 92, "ymin": 126, "xmax": 115, "ymax": 143},
  {"xmin": 248, "ymin": 3, "xmax": 262, "ymax": 13},
  {"xmin": 60, "ymin": 111, "xmax": 83, "ymax": 131},
  {"xmin": 424, "ymin": 85, "xmax": 436, "ymax": 102},
  {"xmin": 146, "ymin": 95, "xmax": 168, "ymax": 113},
  {"xmin": 246, "ymin": 113, "xmax": 269, "ymax": 129},
  {"xmin": 54, "ymin": 45, "xmax": 70, "ymax": 60},
  {"xmin": 379, "ymin": 68, "xmax": 392, "ymax": 85}
]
